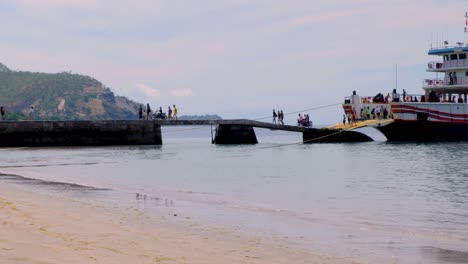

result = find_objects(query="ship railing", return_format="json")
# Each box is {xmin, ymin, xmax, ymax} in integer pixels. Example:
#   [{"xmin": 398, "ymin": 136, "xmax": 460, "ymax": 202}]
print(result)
[
  {"xmin": 427, "ymin": 60, "xmax": 468, "ymax": 70},
  {"xmin": 343, "ymin": 95, "xmax": 378, "ymax": 104},
  {"xmin": 429, "ymin": 43, "xmax": 468, "ymax": 50},
  {"xmin": 423, "ymin": 78, "xmax": 445, "ymax": 87},
  {"xmin": 423, "ymin": 77, "xmax": 468, "ymax": 87},
  {"xmin": 343, "ymin": 95, "xmax": 393, "ymax": 104},
  {"xmin": 344, "ymin": 94, "xmax": 428, "ymax": 104}
]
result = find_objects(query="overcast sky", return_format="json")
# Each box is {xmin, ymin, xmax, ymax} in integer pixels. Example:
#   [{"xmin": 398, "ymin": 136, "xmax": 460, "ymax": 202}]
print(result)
[{"xmin": 0, "ymin": 0, "xmax": 467, "ymax": 124}]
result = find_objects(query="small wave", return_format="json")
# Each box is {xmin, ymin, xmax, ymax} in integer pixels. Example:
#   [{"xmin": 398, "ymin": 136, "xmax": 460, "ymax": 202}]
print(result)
[
  {"xmin": 0, "ymin": 162, "xmax": 99, "ymax": 168},
  {"xmin": 0, "ymin": 172, "xmax": 109, "ymax": 191}
]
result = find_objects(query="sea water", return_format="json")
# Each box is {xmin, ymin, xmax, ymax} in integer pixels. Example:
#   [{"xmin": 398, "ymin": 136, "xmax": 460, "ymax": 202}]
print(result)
[{"xmin": 1, "ymin": 126, "xmax": 468, "ymax": 263}]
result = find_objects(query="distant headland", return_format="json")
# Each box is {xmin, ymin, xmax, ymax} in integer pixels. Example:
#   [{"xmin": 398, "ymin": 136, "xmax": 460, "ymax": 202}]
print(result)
[{"xmin": 0, "ymin": 62, "xmax": 221, "ymax": 121}]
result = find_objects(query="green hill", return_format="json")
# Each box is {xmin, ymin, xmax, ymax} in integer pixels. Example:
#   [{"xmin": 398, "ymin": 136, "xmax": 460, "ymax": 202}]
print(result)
[
  {"xmin": 0, "ymin": 63, "xmax": 140, "ymax": 120},
  {"xmin": 0, "ymin": 63, "xmax": 12, "ymax": 73}
]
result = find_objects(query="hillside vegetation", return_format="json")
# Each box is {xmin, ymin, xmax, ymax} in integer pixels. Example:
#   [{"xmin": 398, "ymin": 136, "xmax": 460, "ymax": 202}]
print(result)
[{"xmin": 0, "ymin": 63, "xmax": 140, "ymax": 120}]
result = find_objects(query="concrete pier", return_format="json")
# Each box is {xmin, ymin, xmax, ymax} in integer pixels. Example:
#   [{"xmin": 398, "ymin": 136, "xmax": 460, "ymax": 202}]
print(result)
[
  {"xmin": 153, "ymin": 119, "xmax": 373, "ymax": 144},
  {"xmin": 213, "ymin": 124, "xmax": 258, "ymax": 144},
  {"xmin": 0, "ymin": 120, "xmax": 162, "ymax": 147},
  {"xmin": 0, "ymin": 119, "xmax": 374, "ymax": 147}
]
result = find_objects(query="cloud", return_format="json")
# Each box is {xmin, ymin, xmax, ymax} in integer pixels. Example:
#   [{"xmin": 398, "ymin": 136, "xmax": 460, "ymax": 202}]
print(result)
[
  {"xmin": 135, "ymin": 83, "xmax": 161, "ymax": 98},
  {"xmin": 171, "ymin": 89, "xmax": 194, "ymax": 97},
  {"xmin": 262, "ymin": 4, "xmax": 370, "ymax": 34}
]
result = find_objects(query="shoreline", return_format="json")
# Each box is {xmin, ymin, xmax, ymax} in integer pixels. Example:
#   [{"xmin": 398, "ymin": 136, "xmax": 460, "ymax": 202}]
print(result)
[{"xmin": 0, "ymin": 181, "xmax": 353, "ymax": 264}]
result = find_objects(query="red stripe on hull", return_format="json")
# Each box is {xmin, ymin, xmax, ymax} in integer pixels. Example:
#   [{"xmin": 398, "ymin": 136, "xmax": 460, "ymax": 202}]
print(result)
[{"xmin": 392, "ymin": 104, "xmax": 468, "ymax": 118}]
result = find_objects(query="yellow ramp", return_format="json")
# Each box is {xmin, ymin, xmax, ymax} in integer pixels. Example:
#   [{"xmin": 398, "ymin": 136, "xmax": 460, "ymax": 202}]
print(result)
[{"xmin": 327, "ymin": 119, "xmax": 394, "ymax": 130}]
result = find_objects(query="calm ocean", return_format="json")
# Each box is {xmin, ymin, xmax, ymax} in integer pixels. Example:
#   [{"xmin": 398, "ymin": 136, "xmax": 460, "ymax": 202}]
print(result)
[{"xmin": 1, "ymin": 126, "xmax": 468, "ymax": 263}]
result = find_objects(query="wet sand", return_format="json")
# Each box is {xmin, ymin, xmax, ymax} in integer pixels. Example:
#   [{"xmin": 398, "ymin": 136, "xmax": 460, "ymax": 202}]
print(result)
[{"xmin": 0, "ymin": 183, "xmax": 354, "ymax": 264}]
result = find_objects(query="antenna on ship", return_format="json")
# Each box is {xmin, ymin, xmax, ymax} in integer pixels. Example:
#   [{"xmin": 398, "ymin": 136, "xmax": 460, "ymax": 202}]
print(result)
[
  {"xmin": 465, "ymin": 11, "xmax": 468, "ymax": 33},
  {"xmin": 395, "ymin": 64, "xmax": 398, "ymax": 91}
]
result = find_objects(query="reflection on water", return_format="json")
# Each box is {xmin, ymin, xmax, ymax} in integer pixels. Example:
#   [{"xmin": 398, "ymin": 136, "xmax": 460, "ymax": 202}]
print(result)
[{"xmin": 1, "ymin": 130, "xmax": 468, "ymax": 263}]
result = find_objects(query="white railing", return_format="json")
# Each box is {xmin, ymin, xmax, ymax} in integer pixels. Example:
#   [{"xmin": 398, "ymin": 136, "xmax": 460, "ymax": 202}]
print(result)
[
  {"xmin": 427, "ymin": 60, "xmax": 468, "ymax": 70},
  {"xmin": 343, "ymin": 94, "xmax": 425, "ymax": 104},
  {"xmin": 423, "ymin": 77, "xmax": 468, "ymax": 87},
  {"xmin": 429, "ymin": 43, "xmax": 468, "ymax": 50}
]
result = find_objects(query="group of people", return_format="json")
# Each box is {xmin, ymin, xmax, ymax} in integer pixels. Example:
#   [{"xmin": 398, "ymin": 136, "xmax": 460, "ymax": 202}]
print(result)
[
  {"xmin": 272, "ymin": 109, "xmax": 312, "ymax": 127},
  {"xmin": 139, "ymin": 104, "xmax": 178, "ymax": 120},
  {"xmin": 297, "ymin": 113, "xmax": 311, "ymax": 127},
  {"xmin": 359, "ymin": 105, "xmax": 389, "ymax": 120},
  {"xmin": 272, "ymin": 109, "xmax": 285, "ymax": 125},
  {"xmin": 343, "ymin": 111, "xmax": 356, "ymax": 126}
]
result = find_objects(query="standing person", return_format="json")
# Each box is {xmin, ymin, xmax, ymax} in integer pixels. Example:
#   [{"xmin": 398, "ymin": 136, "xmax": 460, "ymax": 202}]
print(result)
[
  {"xmin": 146, "ymin": 104, "xmax": 152, "ymax": 120},
  {"xmin": 159, "ymin": 107, "xmax": 163, "ymax": 119},
  {"xmin": 454, "ymin": 72, "xmax": 458, "ymax": 85},
  {"xmin": 392, "ymin": 89, "xmax": 399, "ymax": 102},
  {"xmin": 280, "ymin": 110, "xmax": 284, "ymax": 125},
  {"xmin": 402, "ymin": 89, "xmax": 407, "ymax": 102},
  {"xmin": 28, "ymin": 105, "xmax": 34, "ymax": 120},
  {"xmin": 352, "ymin": 110, "xmax": 356, "ymax": 126},
  {"xmin": 138, "ymin": 105, "xmax": 143, "ymax": 120},
  {"xmin": 0, "ymin": 106, "xmax": 4, "ymax": 121},
  {"xmin": 168, "ymin": 106, "xmax": 173, "ymax": 119},
  {"xmin": 272, "ymin": 109, "xmax": 277, "ymax": 124},
  {"xmin": 449, "ymin": 72, "xmax": 454, "ymax": 85},
  {"xmin": 342, "ymin": 114, "xmax": 346, "ymax": 125},
  {"xmin": 173, "ymin": 105, "xmax": 178, "ymax": 120}
]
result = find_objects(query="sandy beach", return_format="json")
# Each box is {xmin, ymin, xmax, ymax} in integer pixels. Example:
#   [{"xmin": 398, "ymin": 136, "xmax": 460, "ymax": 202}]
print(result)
[{"xmin": 0, "ymin": 183, "xmax": 354, "ymax": 264}]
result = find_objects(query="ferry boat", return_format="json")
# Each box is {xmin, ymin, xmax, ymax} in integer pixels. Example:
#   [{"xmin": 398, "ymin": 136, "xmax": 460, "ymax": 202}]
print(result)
[{"xmin": 342, "ymin": 13, "xmax": 468, "ymax": 141}]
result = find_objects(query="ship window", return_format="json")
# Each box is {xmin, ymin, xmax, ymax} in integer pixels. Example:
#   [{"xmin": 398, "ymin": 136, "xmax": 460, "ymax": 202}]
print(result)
[
  {"xmin": 444, "ymin": 55, "xmax": 449, "ymax": 61},
  {"xmin": 450, "ymin": 54, "xmax": 458, "ymax": 60},
  {"xmin": 460, "ymin": 53, "xmax": 467, "ymax": 60}
]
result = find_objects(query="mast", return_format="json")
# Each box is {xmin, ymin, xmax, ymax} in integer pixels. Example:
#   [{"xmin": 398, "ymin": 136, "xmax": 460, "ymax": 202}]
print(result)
[
  {"xmin": 395, "ymin": 64, "xmax": 398, "ymax": 91},
  {"xmin": 465, "ymin": 11, "xmax": 468, "ymax": 34}
]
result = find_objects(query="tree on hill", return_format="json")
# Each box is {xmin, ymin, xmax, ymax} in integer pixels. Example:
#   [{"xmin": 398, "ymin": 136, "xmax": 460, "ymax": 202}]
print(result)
[{"xmin": 0, "ymin": 63, "xmax": 141, "ymax": 120}]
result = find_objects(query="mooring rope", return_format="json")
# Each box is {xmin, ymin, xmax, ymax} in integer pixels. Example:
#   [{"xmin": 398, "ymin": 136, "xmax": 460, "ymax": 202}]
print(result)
[{"xmin": 257, "ymin": 126, "xmax": 360, "ymax": 150}]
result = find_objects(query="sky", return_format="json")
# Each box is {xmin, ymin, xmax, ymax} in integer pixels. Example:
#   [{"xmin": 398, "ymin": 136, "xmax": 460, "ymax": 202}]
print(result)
[{"xmin": 0, "ymin": 0, "xmax": 467, "ymax": 124}]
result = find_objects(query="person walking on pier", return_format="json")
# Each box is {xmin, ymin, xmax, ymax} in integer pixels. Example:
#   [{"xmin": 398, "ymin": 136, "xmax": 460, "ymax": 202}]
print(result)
[
  {"xmin": 279, "ymin": 110, "xmax": 284, "ymax": 125},
  {"xmin": 146, "ymin": 104, "xmax": 152, "ymax": 120},
  {"xmin": 272, "ymin": 109, "xmax": 277, "ymax": 124},
  {"xmin": 28, "ymin": 105, "xmax": 34, "ymax": 120},
  {"xmin": 168, "ymin": 106, "xmax": 173, "ymax": 119},
  {"xmin": 173, "ymin": 105, "xmax": 178, "ymax": 120},
  {"xmin": 138, "ymin": 105, "xmax": 143, "ymax": 120}
]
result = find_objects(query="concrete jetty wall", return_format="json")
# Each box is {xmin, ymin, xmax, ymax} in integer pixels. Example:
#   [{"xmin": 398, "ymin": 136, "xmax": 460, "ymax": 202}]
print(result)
[
  {"xmin": 0, "ymin": 120, "xmax": 162, "ymax": 147},
  {"xmin": 214, "ymin": 124, "xmax": 258, "ymax": 144}
]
